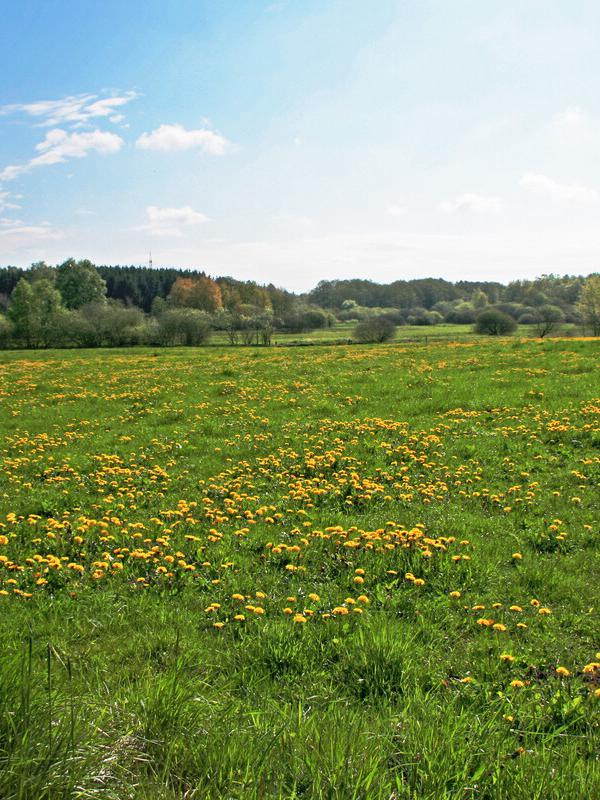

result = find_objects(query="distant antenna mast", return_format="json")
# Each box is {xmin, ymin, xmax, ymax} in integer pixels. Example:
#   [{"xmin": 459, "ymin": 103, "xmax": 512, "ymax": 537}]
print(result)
[{"xmin": 149, "ymin": 251, "xmax": 153, "ymax": 269}]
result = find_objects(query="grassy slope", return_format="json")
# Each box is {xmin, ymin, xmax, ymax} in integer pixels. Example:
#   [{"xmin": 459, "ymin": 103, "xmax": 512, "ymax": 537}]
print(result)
[{"xmin": 0, "ymin": 338, "xmax": 598, "ymax": 799}]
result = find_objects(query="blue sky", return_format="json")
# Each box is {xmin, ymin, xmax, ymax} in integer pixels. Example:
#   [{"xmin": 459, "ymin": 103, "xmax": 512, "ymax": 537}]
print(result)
[{"xmin": 1, "ymin": 0, "xmax": 600, "ymax": 290}]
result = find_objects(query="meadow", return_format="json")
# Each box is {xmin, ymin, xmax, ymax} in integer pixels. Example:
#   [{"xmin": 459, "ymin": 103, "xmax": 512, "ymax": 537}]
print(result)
[
  {"xmin": 208, "ymin": 321, "xmax": 579, "ymax": 347},
  {"xmin": 0, "ymin": 337, "xmax": 598, "ymax": 799}
]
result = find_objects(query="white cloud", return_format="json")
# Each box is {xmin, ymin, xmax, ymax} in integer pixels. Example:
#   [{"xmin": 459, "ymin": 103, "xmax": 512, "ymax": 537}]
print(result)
[
  {"xmin": 552, "ymin": 106, "xmax": 587, "ymax": 130},
  {"xmin": 440, "ymin": 193, "xmax": 501, "ymax": 214},
  {"xmin": 1, "ymin": 129, "xmax": 124, "ymax": 180},
  {"xmin": 0, "ymin": 218, "xmax": 64, "ymax": 243},
  {"xmin": 0, "ymin": 191, "xmax": 20, "ymax": 212},
  {"xmin": 387, "ymin": 204, "xmax": 408, "ymax": 217},
  {"xmin": 135, "ymin": 123, "xmax": 230, "ymax": 155},
  {"xmin": 136, "ymin": 205, "xmax": 210, "ymax": 237},
  {"xmin": 519, "ymin": 172, "xmax": 598, "ymax": 203},
  {"xmin": 0, "ymin": 91, "xmax": 137, "ymax": 128}
]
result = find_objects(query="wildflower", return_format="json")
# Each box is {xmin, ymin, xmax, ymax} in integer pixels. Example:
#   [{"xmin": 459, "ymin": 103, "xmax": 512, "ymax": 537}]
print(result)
[
  {"xmin": 556, "ymin": 666, "xmax": 570, "ymax": 677},
  {"xmin": 308, "ymin": 593, "xmax": 320, "ymax": 602},
  {"xmin": 293, "ymin": 614, "xmax": 307, "ymax": 624},
  {"xmin": 538, "ymin": 607, "xmax": 552, "ymax": 615},
  {"xmin": 510, "ymin": 680, "xmax": 525, "ymax": 688},
  {"xmin": 357, "ymin": 595, "xmax": 369, "ymax": 604},
  {"xmin": 500, "ymin": 653, "xmax": 515, "ymax": 662},
  {"xmin": 512, "ymin": 553, "xmax": 523, "ymax": 560},
  {"xmin": 583, "ymin": 662, "xmax": 600, "ymax": 674},
  {"xmin": 234, "ymin": 614, "xmax": 245, "ymax": 621},
  {"xmin": 493, "ymin": 623, "xmax": 507, "ymax": 632},
  {"xmin": 213, "ymin": 622, "xmax": 225, "ymax": 629},
  {"xmin": 449, "ymin": 591, "xmax": 461, "ymax": 599}
]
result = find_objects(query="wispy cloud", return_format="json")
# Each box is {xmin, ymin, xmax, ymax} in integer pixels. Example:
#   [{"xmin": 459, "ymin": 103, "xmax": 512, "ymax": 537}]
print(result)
[
  {"xmin": 0, "ymin": 217, "xmax": 64, "ymax": 243},
  {"xmin": 387, "ymin": 204, "xmax": 408, "ymax": 217},
  {"xmin": 552, "ymin": 106, "xmax": 587, "ymax": 131},
  {"xmin": 519, "ymin": 172, "xmax": 598, "ymax": 203},
  {"xmin": 440, "ymin": 193, "xmax": 501, "ymax": 214},
  {"xmin": 0, "ymin": 91, "xmax": 137, "ymax": 128},
  {"xmin": 135, "ymin": 123, "xmax": 230, "ymax": 155},
  {"xmin": 1, "ymin": 129, "xmax": 124, "ymax": 181},
  {"xmin": 135, "ymin": 205, "xmax": 210, "ymax": 237},
  {"xmin": 0, "ymin": 191, "xmax": 20, "ymax": 212}
]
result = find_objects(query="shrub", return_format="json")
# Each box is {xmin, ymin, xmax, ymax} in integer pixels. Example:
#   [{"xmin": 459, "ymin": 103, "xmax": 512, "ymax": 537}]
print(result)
[
  {"xmin": 492, "ymin": 302, "xmax": 524, "ymax": 320},
  {"xmin": 80, "ymin": 302, "xmax": 147, "ymax": 347},
  {"xmin": 445, "ymin": 303, "xmax": 476, "ymax": 324},
  {"xmin": 533, "ymin": 305, "xmax": 564, "ymax": 338},
  {"xmin": 353, "ymin": 316, "xmax": 396, "ymax": 343},
  {"xmin": 281, "ymin": 307, "xmax": 330, "ymax": 333},
  {"xmin": 474, "ymin": 309, "xmax": 517, "ymax": 336},
  {"xmin": 407, "ymin": 308, "xmax": 442, "ymax": 325},
  {"xmin": 517, "ymin": 312, "xmax": 537, "ymax": 325},
  {"xmin": 0, "ymin": 315, "xmax": 12, "ymax": 348},
  {"xmin": 156, "ymin": 309, "xmax": 212, "ymax": 346}
]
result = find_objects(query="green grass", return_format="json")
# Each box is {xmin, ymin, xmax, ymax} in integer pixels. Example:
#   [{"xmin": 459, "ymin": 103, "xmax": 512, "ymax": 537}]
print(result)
[
  {"xmin": 208, "ymin": 321, "xmax": 579, "ymax": 346},
  {"xmin": 0, "ymin": 337, "xmax": 599, "ymax": 798}
]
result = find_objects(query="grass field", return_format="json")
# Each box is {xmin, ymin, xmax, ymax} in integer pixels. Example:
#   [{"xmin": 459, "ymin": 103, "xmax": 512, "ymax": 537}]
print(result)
[
  {"xmin": 0, "ymin": 338, "xmax": 599, "ymax": 799},
  {"xmin": 208, "ymin": 321, "xmax": 579, "ymax": 347}
]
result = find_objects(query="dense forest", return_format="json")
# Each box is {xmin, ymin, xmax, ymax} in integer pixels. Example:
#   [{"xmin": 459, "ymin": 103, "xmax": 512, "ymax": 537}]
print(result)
[{"xmin": 0, "ymin": 260, "xmax": 599, "ymax": 348}]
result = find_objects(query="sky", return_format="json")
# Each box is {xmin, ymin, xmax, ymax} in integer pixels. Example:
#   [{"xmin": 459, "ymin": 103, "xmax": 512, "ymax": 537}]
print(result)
[{"xmin": 1, "ymin": 0, "xmax": 600, "ymax": 291}]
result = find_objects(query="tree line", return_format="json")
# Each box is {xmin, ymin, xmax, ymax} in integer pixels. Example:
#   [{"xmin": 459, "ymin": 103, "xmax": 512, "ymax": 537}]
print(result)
[{"xmin": 0, "ymin": 260, "xmax": 599, "ymax": 348}]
